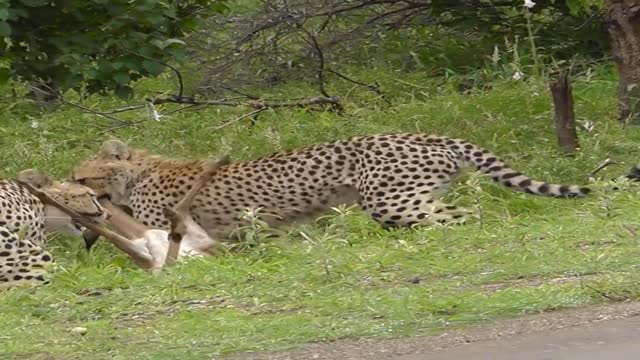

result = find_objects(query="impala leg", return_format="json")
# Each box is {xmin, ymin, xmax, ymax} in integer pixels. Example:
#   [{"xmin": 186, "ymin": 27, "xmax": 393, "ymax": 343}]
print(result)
[{"xmin": 163, "ymin": 156, "xmax": 230, "ymax": 266}]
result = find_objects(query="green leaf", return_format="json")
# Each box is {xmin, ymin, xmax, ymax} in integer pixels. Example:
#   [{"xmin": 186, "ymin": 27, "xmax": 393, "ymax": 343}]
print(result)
[
  {"xmin": 0, "ymin": 67, "xmax": 10, "ymax": 84},
  {"xmin": 114, "ymin": 86, "xmax": 133, "ymax": 99},
  {"xmin": 111, "ymin": 62, "xmax": 125, "ymax": 70},
  {"xmin": 145, "ymin": 13, "xmax": 164, "ymax": 25},
  {"xmin": 113, "ymin": 72, "xmax": 130, "ymax": 85},
  {"xmin": 8, "ymin": 8, "xmax": 28, "ymax": 20},
  {"xmin": 141, "ymin": 60, "xmax": 165, "ymax": 75},
  {"xmin": 210, "ymin": 2, "xmax": 230, "ymax": 14},
  {"xmin": 1, "ymin": 0, "xmax": 208, "ymax": 96},
  {"xmin": 566, "ymin": 0, "xmax": 584, "ymax": 15},
  {"xmin": 0, "ymin": 21, "xmax": 10, "ymax": 36},
  {"xmin": 179, "ymin": 17, "xmax": 199, "ymax": 31}
]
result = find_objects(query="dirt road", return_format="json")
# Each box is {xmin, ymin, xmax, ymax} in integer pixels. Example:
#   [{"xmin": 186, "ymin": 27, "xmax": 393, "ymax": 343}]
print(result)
[
  {"xmin": 225, "ymin": 302, "xmax": 640, "ymax": 360},
  {"xmin": 398, "ymin": 316, "xmax": 640, "ymax": 360}
]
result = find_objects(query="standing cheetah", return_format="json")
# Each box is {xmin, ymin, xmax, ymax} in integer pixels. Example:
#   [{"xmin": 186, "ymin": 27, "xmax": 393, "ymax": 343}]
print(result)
[{"xmin": 72, "ymin": 133, "xmax": 589, "ymax": 240}]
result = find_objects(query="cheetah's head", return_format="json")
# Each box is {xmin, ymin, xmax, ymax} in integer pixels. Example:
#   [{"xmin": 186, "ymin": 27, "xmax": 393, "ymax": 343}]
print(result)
[
  {"xmin": 85, "ymin": 139, "xmax": 133, "ymax": 162},
  {"xmin": 17, "ymin": 169, "xmax": 109, "ymax": 236},
  {"xmin": 71, "ymin": 140, "xmax": 138, "ymax": 206}
]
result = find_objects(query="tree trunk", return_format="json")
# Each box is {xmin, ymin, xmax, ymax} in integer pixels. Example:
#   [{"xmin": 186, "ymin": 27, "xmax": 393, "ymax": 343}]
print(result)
[
  {"xmin": 550, "ymin": 73, "xmax": 580, "ymax": 154},
  {"xmin": 606, "ymin": 0, "xmax": 640, "ymax": 125}
]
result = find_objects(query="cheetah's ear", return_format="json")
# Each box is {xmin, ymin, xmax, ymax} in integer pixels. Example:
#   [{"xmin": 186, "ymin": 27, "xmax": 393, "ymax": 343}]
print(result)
[
  {"xmin": 99, "ymin": 139, "xmax": 131, "ymax": 161},
  {"xmin": 17, "ymin": 169, "xmax": 54, "ymax": 189}
]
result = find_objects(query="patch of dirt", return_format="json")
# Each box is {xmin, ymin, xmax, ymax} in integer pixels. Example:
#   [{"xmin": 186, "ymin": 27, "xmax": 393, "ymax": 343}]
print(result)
[{"xmin": 221, "ymin": 301, "xmax": 640, "ymax": 360}]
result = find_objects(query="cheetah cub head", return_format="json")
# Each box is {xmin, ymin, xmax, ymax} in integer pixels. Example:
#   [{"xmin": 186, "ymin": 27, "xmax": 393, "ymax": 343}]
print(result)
[{"xmin": 17, "ymin": 169, "xmax": 109, "ymax": 236}]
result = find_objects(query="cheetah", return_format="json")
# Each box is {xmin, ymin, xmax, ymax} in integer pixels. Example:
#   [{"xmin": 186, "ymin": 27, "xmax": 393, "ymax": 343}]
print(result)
[
  {"xmin": 0, "ymin": 169, "xmax": 109, "ymax": 287},
  {"xmin": 625, "ymin": 164, "xmax": 640, "ymax": 181},
  {"xmin": 71, "ymin": 133, "xmax": 589, "ymax": 242},
  {"xmin": 29, "ymin": 157, "xmax": 228, "ymax": 271}
]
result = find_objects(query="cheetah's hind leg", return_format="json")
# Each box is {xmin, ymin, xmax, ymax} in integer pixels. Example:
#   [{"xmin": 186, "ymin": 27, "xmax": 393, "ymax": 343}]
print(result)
[
  {"xmin": 363, "ymin": 195, "xmax": 473, "ymax": 229},
  {"xmin": 413, "ymin": 199, "xmax": 474, "ymax": 227}
]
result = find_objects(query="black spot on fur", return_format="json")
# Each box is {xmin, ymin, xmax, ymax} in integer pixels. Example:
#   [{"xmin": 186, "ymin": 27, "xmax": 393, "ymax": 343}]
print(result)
[
  {"xmin": 502, "ymin": 172, "xmax": 521, "ymax": 180},
  {"xmin": 518, "ymin": 179, "xmax": 532, "ymax": 188},
  {"xmin": 625, "ymin": 165, "xmax": 640, "ymax": 181}
]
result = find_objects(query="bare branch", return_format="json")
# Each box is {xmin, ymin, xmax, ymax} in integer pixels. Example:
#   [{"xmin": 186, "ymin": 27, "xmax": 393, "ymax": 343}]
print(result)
[
  {"xmin": 219, "ymin": 86, "xmax": 260, "ymax": 100},
  {"xmin": 160, "ymin": 103, "xmax": 205, "ymax": 116},
  {"xmin": 328, "ymin": 69, "xmax": 391, "ymax": 104},
  {"xmin": 298, "ymin": 26, "xmax": 330, "ymax": 98},
  {"xmin": 99, "ymin": 104, "xmax": 148, "ymax": 114},
  {"xmin": 123, "ymin": 49, "xmax": 186, "ymax": 98},
  {"xmin": 97, "ymin": 120, "xmax": 148, "ymax": 135},
  {"xmin": 30, "ymin": 82, "xmax": 132, "ymax": 126}
]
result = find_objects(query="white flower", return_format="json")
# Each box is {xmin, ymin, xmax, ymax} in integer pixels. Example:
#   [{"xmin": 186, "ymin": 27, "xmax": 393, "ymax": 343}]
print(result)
[
  {"xmin": 512, "ymin": 70, "xmax": 524, "ymax": 80},
  {"xmin": 30, "ymin": 120, "xmax": 39, "ymax": 129},
  {"xmin": 524, "ymin": 0, "xmax": 535, "ymax": 8}
]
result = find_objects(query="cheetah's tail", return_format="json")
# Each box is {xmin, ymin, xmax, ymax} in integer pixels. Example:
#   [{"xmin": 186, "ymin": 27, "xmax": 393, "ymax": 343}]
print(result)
[
  {"xmin": 624, "ymin": 164, "xmax": 640, "ymax": 181},
  {"xmin": 459, "ymin": 142, "xmax": 590, "ymax": 198}
]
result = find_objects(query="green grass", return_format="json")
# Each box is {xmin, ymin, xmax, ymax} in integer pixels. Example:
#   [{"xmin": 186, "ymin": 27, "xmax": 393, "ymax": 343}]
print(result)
[{"xmin": 2, "ymin": 65, "xmax": 640, "ymax": 359}]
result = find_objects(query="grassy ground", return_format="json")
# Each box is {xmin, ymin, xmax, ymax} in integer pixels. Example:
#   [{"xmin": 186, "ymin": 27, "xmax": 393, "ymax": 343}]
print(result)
[{"xmin": 2, "ymin": 65, "xmax": 640, "ymax": 359}]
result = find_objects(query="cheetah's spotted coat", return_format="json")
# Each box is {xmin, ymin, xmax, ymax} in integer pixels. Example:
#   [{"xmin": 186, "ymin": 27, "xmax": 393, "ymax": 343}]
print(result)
[
  {"xmin": 0, "ymin": 171, "xmax": 108, "ymax": 288},
  {"xmin": 72, "ymin": 133, "xmax": 589, "ymax": 241}
]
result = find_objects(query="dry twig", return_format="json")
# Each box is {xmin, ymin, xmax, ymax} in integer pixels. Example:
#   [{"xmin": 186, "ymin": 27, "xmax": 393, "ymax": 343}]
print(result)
[{"xmin": 30, "ymin": 82, "xmax": 132, "ymax": 126}]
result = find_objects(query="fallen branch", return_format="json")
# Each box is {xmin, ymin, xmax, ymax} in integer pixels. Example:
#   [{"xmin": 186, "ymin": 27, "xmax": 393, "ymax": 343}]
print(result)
[
  {"xmin": 149, "ymin": 95, "xmax": 341, "ymax": 109},
  {"xmin": 36, "ymin": 85, "xmax": 340, "ymax": 133}
]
